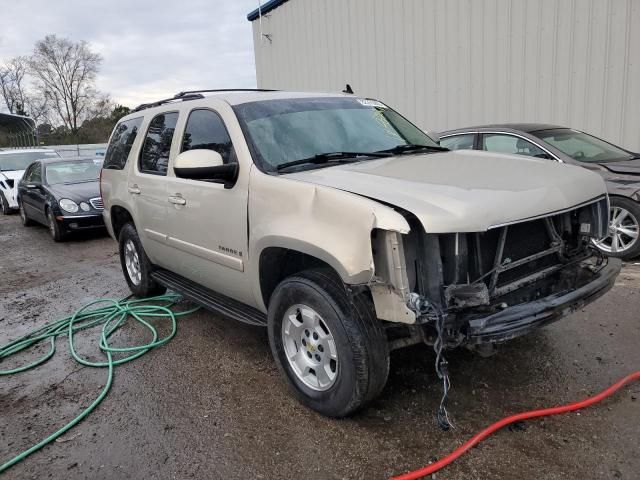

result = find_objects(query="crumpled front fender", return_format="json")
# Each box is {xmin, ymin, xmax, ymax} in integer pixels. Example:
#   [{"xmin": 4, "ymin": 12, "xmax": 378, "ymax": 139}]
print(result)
[{"xmin": 248, "ymin": 169, "xmax": 410, "ymax": 310}]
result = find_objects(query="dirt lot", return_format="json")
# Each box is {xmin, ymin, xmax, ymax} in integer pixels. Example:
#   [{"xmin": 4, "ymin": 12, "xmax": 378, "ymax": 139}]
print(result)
[{"xmin": 1, "ymin": 213, "xmax": 639, "ymax": 480}]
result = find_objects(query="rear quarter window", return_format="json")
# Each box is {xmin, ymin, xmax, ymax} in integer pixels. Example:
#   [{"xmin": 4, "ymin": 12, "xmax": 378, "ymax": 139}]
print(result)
[{"xmin": 104, "ymin": 117, "xmax": 143, "ymax": 170}]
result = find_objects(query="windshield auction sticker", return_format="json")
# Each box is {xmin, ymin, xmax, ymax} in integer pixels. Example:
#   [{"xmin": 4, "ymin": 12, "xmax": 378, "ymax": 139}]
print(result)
[{"xmin": 357, "ymin": 98, "xmax": 387, "ymax": 108}]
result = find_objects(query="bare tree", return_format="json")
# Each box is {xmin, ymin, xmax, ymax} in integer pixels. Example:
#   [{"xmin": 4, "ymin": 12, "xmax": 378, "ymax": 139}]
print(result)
[
  {"xmin": 23, "ymin": 94, "xmax": 50, "ymax": 124},
  {"xmin": 0, "ymin": 56, "xmax": 29, "ymax": 114},
  {"xmin": 28, "ymin": 35, "xmax": 103, "ymax": 134}
]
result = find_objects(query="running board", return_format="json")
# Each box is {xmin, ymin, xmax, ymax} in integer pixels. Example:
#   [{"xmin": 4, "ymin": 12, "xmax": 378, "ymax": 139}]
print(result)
[{"xmin": 151, "ymin": 269, "xmax": 267, "ymax": 327}]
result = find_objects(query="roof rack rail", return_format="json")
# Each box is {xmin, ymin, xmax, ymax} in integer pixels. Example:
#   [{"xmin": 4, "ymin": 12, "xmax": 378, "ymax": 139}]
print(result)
[
  {"xmin": 132, "ymin": 93, "xmax": 205, "ymax": 113},
  {"xmin": 131, "ymin": 89, "xmax": 279, "ymax": 113},
  {"xmin": 174, "ymin": 88, "xmax": 279, "ymax": 97}
]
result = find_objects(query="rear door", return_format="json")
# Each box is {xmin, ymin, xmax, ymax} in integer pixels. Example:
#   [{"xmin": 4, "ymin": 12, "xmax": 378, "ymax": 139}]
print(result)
[
  {"xmin": 128, "ymin": 111, "xmax": 179, "ymax": 264},
  {"xmin": 162, "ymin": 106, "xmax": 251, "ymax": 303}
]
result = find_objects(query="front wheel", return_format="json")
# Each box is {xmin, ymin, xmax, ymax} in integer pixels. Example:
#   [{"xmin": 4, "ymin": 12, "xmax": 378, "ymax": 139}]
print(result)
[
  {"xmin": 47, "ymin": 209, "xmax": 66, "ymax": 242},
  {"xmin": 593, "ymin": 197, "xmax": 640, "ymax": 260},
  {"xmin": 118, "ymin": 223, "xmax": 166, "ymax": 297},
  {"xmin": 0, "ymin": 192, "xmax": 12, "ymax": 215},
  {"xmin": 267, "ymin": 269, "xmax": 389, "ymax": 417}
]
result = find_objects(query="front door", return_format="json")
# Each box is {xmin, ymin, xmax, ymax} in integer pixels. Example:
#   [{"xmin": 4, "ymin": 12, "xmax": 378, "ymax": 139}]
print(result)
[
  {"xmin": 480, "ymin": 133, "xmax": 553, "ymax": 159},
  {"xmin": 162, "ymin": 108, "xmax": 251, "ymax": 304},
  {"xmin": 21, "ymin": 163, "xmax": 47, "ymax": 223}
]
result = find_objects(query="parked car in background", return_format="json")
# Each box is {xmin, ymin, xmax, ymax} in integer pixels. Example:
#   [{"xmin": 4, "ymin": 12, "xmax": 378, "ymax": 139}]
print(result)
[
  {"xmin": 17, "ymin": 156, "xmax": 105, "ymax": 241},
  {"xmin": 0, "ymin": 148, "xmax": 60, "ymax": 215},
  {"xmin": 101, "ymin": 90, "xmax": 619, "ymax": 417},
  {"xmin": 439, "ymin": 124, "xmax": 640, "ymax": 259}
]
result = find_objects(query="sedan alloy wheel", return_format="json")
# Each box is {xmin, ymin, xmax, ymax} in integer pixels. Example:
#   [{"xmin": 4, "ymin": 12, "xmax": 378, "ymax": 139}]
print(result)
[{"xmin": 594, "ymin": 205, "xmax": 640, "ymax": 255}]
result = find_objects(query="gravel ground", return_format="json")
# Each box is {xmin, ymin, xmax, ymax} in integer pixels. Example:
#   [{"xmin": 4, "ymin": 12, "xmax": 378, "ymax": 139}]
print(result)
[{"xmin": 1, "ymin": 213, "xmax": 639, "ymax": 480}]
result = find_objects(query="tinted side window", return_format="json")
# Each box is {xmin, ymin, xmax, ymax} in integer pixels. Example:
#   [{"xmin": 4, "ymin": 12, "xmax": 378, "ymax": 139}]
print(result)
[
  {"xmin": 482, "ymin": 134, "xmax": 547, "ymax": 158},
  {"xmin": 181, "ymin": 109, "xmax": 236, "ymax": 164},
  {"xmin": 139, "ymin": 112, "xmax": 179, "ymax": 175},
  {"xmin": 441, "ymin": 134, "xmax": 475, "ymax": 150},
  {"xmin": 26, "ymin": 163, "xmax": 42, "ymax": 183},
  {"xmin": 23, "ymin": 164, "xmax": 36, "ymax": 183},
  {"xmin": 104, "ymin": 117, "xmax": 143, "ymax": 170}
]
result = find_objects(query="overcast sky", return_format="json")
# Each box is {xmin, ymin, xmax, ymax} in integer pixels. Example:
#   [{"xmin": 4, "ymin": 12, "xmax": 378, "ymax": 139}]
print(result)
[{"xmin": 0, "ymin": 0, "xmax": 258, "ymax": 109}]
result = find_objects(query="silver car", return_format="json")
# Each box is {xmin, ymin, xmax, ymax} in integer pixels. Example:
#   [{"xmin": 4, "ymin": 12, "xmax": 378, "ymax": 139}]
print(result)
[
  {"xmin": 101, "ymin": 92, "xmax": 620, "ymax": 417},
  {"xmin": 440, "ymin": 124, "xmax": 640, "ymax": 259}
]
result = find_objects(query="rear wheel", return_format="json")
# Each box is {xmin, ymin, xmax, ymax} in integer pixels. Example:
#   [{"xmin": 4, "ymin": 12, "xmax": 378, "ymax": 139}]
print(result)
[
  {"xmin": 593, "ymin": 197, "xmax": 640, "ymax": 260},
  {"xmin": 267, "ymin": 269, "xmax": 389, "ymax": 417},
  {"xmin": 118, "ymin": 223, "xmax": 166, "ymax": 297},
  {"xmin": 47, "ymin": 209, "xmax": 66, "ymax": 242},
  {"xmin": 19, "ymin": 200, "xmax": 34, "ymax": 226}
]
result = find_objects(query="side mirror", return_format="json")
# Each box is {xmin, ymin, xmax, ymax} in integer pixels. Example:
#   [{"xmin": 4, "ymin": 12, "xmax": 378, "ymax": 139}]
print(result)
[
  {"xmin": 25, "ymin": 183, "xmax": 39, "ymax": 189},
  {"xmin": 425, "ymin": 131, "xmax": 440, "ymax": 145},
  {"xmin": 173, "ymin": 149, "xmax": 238, "ymax": 186}
]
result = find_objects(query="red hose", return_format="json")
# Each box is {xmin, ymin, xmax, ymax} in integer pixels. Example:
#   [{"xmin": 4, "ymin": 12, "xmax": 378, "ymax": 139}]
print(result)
[{"xmin": 392, "ymin": 371, "xmax": 640, "ymax": 480}]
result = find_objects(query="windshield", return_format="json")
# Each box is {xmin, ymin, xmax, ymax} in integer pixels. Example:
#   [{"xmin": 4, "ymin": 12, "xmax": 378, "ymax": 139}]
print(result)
[
  {"xmin": 0, "ymin": 151, "xmax": 60, "ymax": 171},
  {"xmin": 45, "ymin": 159, "xmax": 103, "ymax": 185},
  {"xmin": 233, "ymin": 97, "xmax": 438, "ymax": 172},
  {"xmin": 533, "ymin": 129, "xmax": 634, "ymax": 163}
]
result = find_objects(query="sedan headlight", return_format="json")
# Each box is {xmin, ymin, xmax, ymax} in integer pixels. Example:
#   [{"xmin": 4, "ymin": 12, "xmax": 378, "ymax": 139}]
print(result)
[
  {"xmin": 80, "ymin": 202, "xmax": 90, "ymax": 212},
  {"xmin": 59, "ymin": 198, "xmax": 79, "ymax": 213}
]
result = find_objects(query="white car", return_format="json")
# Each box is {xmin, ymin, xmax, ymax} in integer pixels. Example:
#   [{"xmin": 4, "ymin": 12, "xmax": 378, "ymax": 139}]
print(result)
[{"xmin": 0, "ymin": 149, "xmax": 61, "ymax": 214}]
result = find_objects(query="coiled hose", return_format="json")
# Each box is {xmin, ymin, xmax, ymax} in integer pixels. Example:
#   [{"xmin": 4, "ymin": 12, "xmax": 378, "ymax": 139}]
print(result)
[
  {"xmin": 2, "ymin": 295, "xmax": 637, "ymax": 478},
  {"xmin": 0, "ymin": 294, "xmax": 199, "ymax": 473}
]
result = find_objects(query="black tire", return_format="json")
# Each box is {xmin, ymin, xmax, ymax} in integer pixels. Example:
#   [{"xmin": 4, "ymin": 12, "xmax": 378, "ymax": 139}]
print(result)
[
  {"xmin": 47, "ymin": 208, "xmax": 66, "ymax": 242},
  {"xmin": 19, "ymin": 200, "xmax": 34, "ymax": 226},
  {"xmin": 267, "ymin": 269, "xmax": 389, "ymax": 417},
  {"xmin": 596, "ymin": 197, "xmax": 640, "ymax": 260},
  {"xmin": 118, "ymin": 223, "xmax": 166, "ymax": 297},
  {"xmin": 0, "ymin": 192, "xmax": 12, "ymax": 215}
]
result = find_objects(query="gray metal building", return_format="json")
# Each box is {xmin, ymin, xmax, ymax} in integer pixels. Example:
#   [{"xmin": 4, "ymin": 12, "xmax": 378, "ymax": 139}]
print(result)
[{"xmin": 248, "ymin": 0, "xmax": 640, "ymax": 151}]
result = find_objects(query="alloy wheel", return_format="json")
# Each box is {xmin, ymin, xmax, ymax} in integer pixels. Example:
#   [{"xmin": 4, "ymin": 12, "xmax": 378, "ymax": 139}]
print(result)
[
  {"xmin": 47, "ymin": 211, "xmax": 57, "ymax": 238},
  {"xmin": 124, "ymin": 239, "xmax": 142, "ymax": 285},
  {"xmin": 594, "ymin": 206, "xmax": 640, "ymax": 254},
  {"xmin": 281, "ymin": 304, "xmax": 338, "ymax": 391}
]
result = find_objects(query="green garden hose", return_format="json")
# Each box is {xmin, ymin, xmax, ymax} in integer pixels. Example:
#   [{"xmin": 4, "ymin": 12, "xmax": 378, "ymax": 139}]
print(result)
[{"xmin": 0, "ymin": 294, "xmax": 199, "ymax": 473}]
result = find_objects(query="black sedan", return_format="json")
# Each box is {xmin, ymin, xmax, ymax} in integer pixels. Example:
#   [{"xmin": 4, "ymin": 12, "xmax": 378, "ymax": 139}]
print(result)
[
  {"xmin": 439, "ymin": 124, "xmax": 640, "ymax": 259},
  {"xmin": 17, "ymin": 156, "xmax": 105, "ymax": 241}
]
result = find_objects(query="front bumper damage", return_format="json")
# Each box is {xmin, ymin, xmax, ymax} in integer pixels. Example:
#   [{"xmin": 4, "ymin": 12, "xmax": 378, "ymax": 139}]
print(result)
[
  {"xmin": 371, "ymin": 196, "xmax": 620, "ymax": 348},
  {"xmin": 367, "ymin": 197, "xmax": 619, "ymax": 428},
  {"xmin": 462, "ymin": 257, "xmax": 620, "ymax": 344}
]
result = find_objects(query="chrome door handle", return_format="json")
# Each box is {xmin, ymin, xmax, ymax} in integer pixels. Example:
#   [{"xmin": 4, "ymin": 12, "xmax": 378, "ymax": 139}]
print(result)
[
  {"xmin": 128, "ymin": 185, "xmax": 141, "ymax": 195},
  {"xmin": 168, "ymin": 195, "xmax": 186, "ymax": 205}
]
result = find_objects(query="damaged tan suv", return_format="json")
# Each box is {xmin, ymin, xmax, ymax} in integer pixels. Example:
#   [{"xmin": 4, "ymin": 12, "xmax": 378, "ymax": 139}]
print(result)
[{"xmin": 101, "ymin": 90, "xmax": 620, "ymax": 417}]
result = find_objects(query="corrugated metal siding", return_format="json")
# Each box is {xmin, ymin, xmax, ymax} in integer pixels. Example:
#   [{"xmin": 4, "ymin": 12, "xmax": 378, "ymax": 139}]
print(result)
[{"xmin": 252, "ymin": 0, "xmax": 640, "ymax": 151}]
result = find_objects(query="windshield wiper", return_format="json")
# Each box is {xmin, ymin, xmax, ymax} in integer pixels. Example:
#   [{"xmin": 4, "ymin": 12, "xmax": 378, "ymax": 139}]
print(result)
[
  {"xmin": 276, "ymin": 151, "xmax": 391, "ymax": 172},
  {"xmin": 376, "ymin": 143, "xmax": 449, "ymax": 155}
]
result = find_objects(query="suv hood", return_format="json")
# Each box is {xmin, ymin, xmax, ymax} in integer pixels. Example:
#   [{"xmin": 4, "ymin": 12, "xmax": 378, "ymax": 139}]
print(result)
[{"xmin": 286, "ymin": 150, "xmax": 607, "ymax": 232}]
